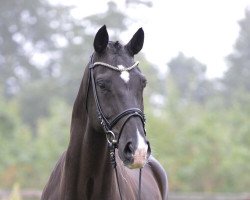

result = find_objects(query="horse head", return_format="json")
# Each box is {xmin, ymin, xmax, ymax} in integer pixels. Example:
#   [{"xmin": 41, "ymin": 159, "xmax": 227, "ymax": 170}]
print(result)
[{"xmin": 87, "ymin": 25, "xmax": 151, "ymax": 169}]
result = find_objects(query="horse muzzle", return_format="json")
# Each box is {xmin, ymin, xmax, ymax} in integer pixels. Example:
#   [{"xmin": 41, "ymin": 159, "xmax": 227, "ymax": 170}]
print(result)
[{"xmin": 123, "ymin": 140, "xmax": 151, "ymax": 169}]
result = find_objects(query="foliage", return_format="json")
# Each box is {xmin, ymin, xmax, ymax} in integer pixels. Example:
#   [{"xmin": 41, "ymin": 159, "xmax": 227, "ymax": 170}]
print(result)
[
  {"xmin": 146, "ymin": 98, "xmax": 250, "ymax": 192},
  {"xmin": 0, "ymin": 98, "xmax": 70, "ymax": 189}
]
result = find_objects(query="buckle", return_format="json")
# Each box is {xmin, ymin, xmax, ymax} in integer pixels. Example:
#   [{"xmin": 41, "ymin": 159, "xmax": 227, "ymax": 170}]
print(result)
[{"xmin": 106, "ymin": 130, "xmax": 117, "ymax": 145}]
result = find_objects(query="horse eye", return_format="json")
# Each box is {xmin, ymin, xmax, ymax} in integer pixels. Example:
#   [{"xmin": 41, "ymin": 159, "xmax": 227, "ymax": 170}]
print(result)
[
  {"xmin": 97, "ymin": 81, "xmax": 105, "ymax": 89},
  {"xmin": 96, "ymin": 79, "xmax": 110, "ymax": 91}
]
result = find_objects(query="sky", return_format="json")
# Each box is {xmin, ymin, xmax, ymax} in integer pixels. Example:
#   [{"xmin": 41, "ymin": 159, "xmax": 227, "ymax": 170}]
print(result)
[{"xmin": 52, "ymin": 0, "xmax": 250, "ymax": 78}]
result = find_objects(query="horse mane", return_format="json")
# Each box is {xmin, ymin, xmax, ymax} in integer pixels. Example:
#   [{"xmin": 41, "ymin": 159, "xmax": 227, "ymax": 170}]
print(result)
[
  {"xmin": 71, "ymin": 64, "xmax": 90, "ymax": 120},
  {"xmin": 60, "ymin": 64, "xmax": 90, "ymax": 198}
]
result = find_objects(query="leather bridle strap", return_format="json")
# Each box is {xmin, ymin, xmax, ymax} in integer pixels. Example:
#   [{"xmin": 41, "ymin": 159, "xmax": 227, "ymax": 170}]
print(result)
[
  {"xmin": 89, "ymin": 63, "xmax": 111, "ymax": 132},
  {"xmin": 117, "ymin": 112, "xmax": 146, "ymax": 145},
  {"xmin": 109, "ymin": 108, "xmax": 145, "ymax": 129}
]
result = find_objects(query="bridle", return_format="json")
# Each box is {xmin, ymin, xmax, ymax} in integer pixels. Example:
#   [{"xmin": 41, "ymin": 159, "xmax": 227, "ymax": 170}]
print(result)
[
  {"xmin": 88, "ymin": 54, "xmax": 146, "ymax": 200},
  {"xmin": 89, "ymin": 57, "xmax": 146, "ymax": 144}
]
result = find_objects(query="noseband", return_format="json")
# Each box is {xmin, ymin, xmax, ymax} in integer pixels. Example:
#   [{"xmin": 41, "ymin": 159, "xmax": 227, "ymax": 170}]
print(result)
[{"xmin": 88, "ymin": 54, "xmax": 146, "ymax": 200}]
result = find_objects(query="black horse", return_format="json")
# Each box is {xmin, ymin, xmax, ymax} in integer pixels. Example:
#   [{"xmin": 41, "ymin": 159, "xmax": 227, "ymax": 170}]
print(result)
[{"xmin": 41, "ymin": 25, "xmax": 168, "ymax": 200}]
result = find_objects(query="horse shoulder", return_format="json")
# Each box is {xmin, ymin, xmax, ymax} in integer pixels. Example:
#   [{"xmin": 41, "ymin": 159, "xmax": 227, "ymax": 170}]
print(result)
[{"xmin": 147, "ymin": 155, "xmax": 168, "ymax": 200}]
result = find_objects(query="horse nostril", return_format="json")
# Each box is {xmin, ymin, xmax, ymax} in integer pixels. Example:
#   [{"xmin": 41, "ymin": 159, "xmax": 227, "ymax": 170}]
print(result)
[{"xmin": 124, "ymin": 142, "xmax": 134, "ymax": 159}]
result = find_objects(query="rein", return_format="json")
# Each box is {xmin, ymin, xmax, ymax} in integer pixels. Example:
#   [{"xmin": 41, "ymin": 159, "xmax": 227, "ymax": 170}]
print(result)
[{"xmin": 88, "ymin": 55, "xmax": 146, "ymax": 200}]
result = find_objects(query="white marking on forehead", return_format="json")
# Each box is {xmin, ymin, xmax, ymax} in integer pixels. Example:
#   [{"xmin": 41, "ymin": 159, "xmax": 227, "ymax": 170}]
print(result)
[
  {"xmin": 118, "ymin": 65, "xmax": 130, "ymax": 83},
  {"xmin": 136, "ymin": 129, "xmax": 148, "ymax": 151}
]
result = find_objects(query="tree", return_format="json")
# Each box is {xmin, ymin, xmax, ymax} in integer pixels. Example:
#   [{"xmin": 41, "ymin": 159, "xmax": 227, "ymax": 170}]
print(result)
[
  {"xmin": 224, "ymin": 9, "xmax": 250, "ymax": 94},
  {"xmin": 0, "ymin": 0, "xmax": 80, "ymax": 131},
  {"xmin": 0, "ymin": 0, "xmax": 73, "ymax": 96},
  {"xmin": 167, "ymin": 52, "xmax": 213, "ymax": 103}
]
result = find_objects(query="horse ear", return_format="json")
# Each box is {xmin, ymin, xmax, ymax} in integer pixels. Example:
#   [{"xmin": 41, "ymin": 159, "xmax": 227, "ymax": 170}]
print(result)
[
  {"xmin": 126, "ymin": 28, "xmax": 144, "ymax": 56},
  {"xmin": 94, "ymin": 25, "xmax": 109, "ymax": 53}
]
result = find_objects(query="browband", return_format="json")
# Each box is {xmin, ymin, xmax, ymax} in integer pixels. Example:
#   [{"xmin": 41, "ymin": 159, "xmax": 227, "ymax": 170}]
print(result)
[{"xmin": 90, "ymin": 61, "xmax": 139, "ymax": 72}]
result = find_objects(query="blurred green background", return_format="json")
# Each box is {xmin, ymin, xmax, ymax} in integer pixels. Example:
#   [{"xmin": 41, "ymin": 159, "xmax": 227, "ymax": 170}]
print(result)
[{"xmin": 0, "ymin": 0, "xmax": 250, "ymax": 199}]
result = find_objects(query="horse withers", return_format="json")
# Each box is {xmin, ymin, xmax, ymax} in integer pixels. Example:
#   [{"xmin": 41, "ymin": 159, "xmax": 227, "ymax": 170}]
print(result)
[{"xmin": 41, "ymin": 25, "xmax": 168, "ymax": 200}]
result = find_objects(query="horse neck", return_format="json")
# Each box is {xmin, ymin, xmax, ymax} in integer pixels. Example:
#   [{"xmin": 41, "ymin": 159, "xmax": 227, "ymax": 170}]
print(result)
[
  {"xmin": 63, "ymin": 66, "xmax": 116, "ymax": 199},
  {"xmin": 76, "ymin": 124, "xmax": 115, "ymax": 198}
]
